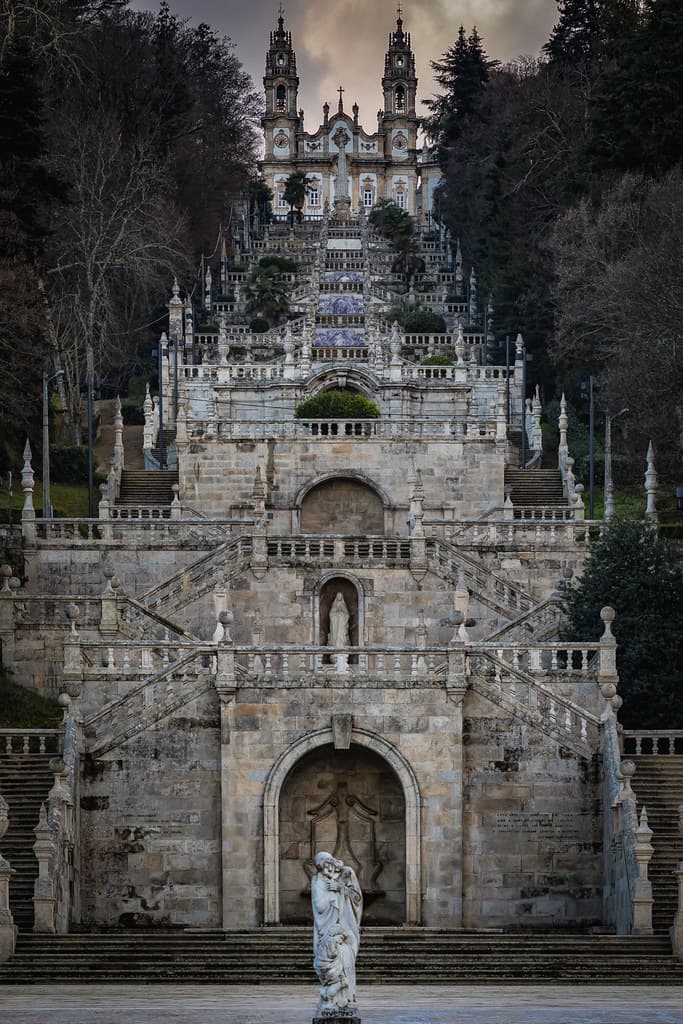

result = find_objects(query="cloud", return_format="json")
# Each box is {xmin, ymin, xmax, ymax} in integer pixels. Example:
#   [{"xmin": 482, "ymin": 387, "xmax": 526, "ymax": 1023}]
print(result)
[{"xmin": 133, "ymin": 0, "xmax": 558, "ymax": 130}]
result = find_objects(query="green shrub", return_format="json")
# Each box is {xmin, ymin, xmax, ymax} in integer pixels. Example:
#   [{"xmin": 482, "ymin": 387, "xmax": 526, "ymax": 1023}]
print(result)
[
  {"xmin": 403, "ymin": 309, "xmax": 447, "ymax": 333},
  {"xmin": 50, "ymin": 445, "xmax": 88, "ymax": 484},
  {"xmin": 295, "ymin": 391, "xmax": 380, "ymax": 420},
  {"xmin": 421, "ymin": 356, "xmax": 453, "ymax": 366},
  {"xmin": 121, "ymin": 398, "xmax": 145, "ymax": 426},
  {"xmin": 0, "ymin": 674, "xmax": 62, "ymax": 729},
  {"xmin": 250, "ymin": 317, "xmax": 270, "ymax": 334},
  {"xmin": 258, "ymin": 255, "xmax": 298, "ymax": 275}
]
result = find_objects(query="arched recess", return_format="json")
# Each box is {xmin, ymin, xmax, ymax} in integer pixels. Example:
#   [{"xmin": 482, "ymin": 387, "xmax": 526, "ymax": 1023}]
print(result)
[
  {"xmin": 313, "ymin": 570, "xmax": 365, "ymax": 654},
  {"xmin": 305, "ymin": 366, "xmax": 379, "ymax": 401},
  {"xmin": 297, "ymin": 472, "xmax": 387, "ymax": 534},
  {"xmin": 263, "ymin": 726, "xmax": 421, "ymax": 925}
]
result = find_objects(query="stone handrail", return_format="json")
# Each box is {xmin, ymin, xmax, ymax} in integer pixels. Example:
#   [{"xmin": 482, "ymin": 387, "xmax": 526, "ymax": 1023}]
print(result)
[
  {"xmin": 0, "ymin": 729, "xmax": 63, "ymax": 755},
  {"xmin": 445, "ymin": 519, "xmax": 601, "ymax": 548},
  {"xmin": 180, "ymin": 363, "xmax": 286, "ymax": 382},
  {"xmin": 426, "ymin": 537, "xmax": 534, "ymax": 616},
  {"xmin": 139, "ymin": 536, "xmax": 253, "ymax": 612},
  {"xmin": 199, "ymin": 418, "xmax": 498, "ymax": 441},
  {"xmin": 32, "ymin": 517, "xmax": 250, "ymax": 549},
  {"xmin": 622, "ymin": 731, "xmax": 683, "ymax": 756},
  {"xmin": 12, "ymin": 596, "xmax": 102, "ymax": 627},
  {"xmin": 602, "ymin": 709, "xmax": 641, "ymax": 934},
  {"xmin": 485, "ymin": 598, "xmax": 563, "ymax": 643},
  {"xmin": 33, "ymin": 713, "xmax": 79, "ymax": 933},
  {"xmin": 267, "ymin": 535, "xmax": 412, "ymax": 565}
]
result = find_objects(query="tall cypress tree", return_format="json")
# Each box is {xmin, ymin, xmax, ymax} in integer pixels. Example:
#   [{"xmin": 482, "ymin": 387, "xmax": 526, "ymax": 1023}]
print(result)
[{"xmin": 422, "ymin": 25, "xmax": 494, "ymax": 165}]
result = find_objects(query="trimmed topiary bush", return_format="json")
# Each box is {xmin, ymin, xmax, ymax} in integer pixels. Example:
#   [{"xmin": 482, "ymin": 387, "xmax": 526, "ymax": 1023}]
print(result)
[
  {"xmin": 50, "ymin": 445, "xmax": 88, "ymax": 484},
  {"xmin": 421, "ymin": 356, "xmax": 453, "ymax": 366},
  {"xmin": 258, "ymin": 255, "xmax": 298, "ymax": 275},
  {"xmin": 250, "ymin": 316, "xmax": 270, "ymax": 334},
  {"xmin": 295, "ymin": 391, "xmax": 380, "ymax": 420},
  {"xmin": 403, "ymin": 309, "xmax": 447, "ymax": 333}
]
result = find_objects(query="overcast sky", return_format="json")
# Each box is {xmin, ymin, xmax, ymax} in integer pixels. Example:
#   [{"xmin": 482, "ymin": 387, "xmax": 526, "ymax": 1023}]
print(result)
[{"xmin": 133, "ymin": 1, "xmax": 559, "ymax": 126}]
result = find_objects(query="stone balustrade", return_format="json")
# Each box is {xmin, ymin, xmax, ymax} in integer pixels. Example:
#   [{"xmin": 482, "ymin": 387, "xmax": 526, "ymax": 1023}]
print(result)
[
  {"xmin": 0, "ymin": 729, "xmax": 63, "ymax": 755},
  {"xmin": 622, "ymin": 731, "xmax": 683, "ymax": 756},
  {"xmin": 32, "ymin": 518, "xmax": 248, "ymax": 549},
  {"xmin": 199, "ymin": 418, "xmax": 498, "ymax": 441},
  {"xmin": 267, "ymin": 536, "xmax": 412, "ymax": 565},
  {"xmin": 425, "ymin": 539, "xmax": 533, "ymax": 614},
  {"xmin": 445, "ymin": 518, "xmax": 600, "ymax": 548},
  {"xmin": 12, "ymin": 595, "xmax": 102, "ymax": 627}
]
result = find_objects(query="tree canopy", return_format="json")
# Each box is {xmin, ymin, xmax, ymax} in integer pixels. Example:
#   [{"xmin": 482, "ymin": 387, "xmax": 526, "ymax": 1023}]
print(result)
[{"xmin": 562, "ymin": 519, "xmax": 683, "ymax": 728}]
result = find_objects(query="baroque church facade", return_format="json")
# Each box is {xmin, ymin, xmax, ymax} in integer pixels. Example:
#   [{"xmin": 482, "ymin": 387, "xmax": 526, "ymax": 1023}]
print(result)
[
  {"xmin": 261, "ymin": 12, "xmax": 439, "ymax": 220},
  {"xmin": 0, "ymin": 10, "xmax": 678, "ymax": 973}
]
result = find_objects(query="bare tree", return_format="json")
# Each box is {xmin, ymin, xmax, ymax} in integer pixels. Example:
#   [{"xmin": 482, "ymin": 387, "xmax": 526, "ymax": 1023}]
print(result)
[
  {"xmin": 548, "ymin": 168, "xmax": 683, "ymax": 482},
  {"xmin": 44, "ymin": 112, "xmax": 191, "ymax": 440}
]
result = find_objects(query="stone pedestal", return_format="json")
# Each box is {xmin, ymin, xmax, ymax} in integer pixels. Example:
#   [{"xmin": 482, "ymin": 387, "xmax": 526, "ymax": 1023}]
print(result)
[{"xmin": 313, "ymin": 1016, "xmax": 360, "ymax": 1024}]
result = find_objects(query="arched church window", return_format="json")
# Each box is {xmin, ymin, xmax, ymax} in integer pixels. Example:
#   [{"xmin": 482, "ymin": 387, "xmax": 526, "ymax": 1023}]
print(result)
[
  {"xmin": 363, "ymin": 188, "xmax": 373, "ymax": 208},
  {"xmin": 395, "ymin": 86, "xmax": 405, "ymax": 112},
  {"xmin": 395, "ymin": 188, "xmax": 405, "ymax": 210},
  {"xmin": 276, "ymin": 84, "xmax": 287, "ymax": 112}
]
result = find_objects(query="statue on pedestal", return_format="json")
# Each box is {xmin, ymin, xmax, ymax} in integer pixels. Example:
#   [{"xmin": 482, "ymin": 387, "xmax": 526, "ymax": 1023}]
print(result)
[
  {"xmin": 328, "ymin": 593, "xmax": 350, "ymax": 648},
  {"xmin": 312, "ymin": 852, "xmax": 362, "ymax": 1023}
]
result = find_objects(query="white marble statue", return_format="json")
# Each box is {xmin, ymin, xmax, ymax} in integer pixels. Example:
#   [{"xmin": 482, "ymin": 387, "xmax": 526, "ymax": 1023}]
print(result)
[
  {"xmin": 328, "ymin": 593, "xmax": 350, "ymax": 648},
  {"xmin": 312, "ymin": 852, "xmax": 362, "ymax": 1018}
]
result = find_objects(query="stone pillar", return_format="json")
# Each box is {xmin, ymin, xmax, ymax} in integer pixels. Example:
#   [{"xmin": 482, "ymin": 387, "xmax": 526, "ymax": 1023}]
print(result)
[
  {"xmin": 447, "ymin": 647, "xmax": 468, "ymax": 929},
  {"xmin": 100, "ymin": 568, "xmax": 119, "ymax": 636},
  {"xmin": 644, "ymin": 441, "xmax": 657, "ymax": 521},
  {"xmin": 672, "ymin": 861, "xmax": 683, "ymax": 960},
  {"xmin": 113, "ymin": 395, "xmax": 124, "ymax": 473},
  {"xmin": 214, "ymin": 625, "xmax": 238, "ymax": 930},
  {"xmin": 632, "ymin": 806, "xmax": 654, "ymax": 935},
  {"xmin": 597, "ymin": 607, "xmax": 618, "ymax": 690},
  {"xmin": 21, "ymin": 439, "xmax": 36, "ymax": 548},
  {"xmin": 251, "ymin": 467, "xmax": 268, "ymax": 579},
  {"xmin": 409, "ymin": 470, "xmax": 427, "ymax": 585},
  {"xmin": 558, "ymin": 393, "xmax": 569, "ymax": 475},
  {"xmin": 33, "ymin": 804, "xmax": 56, "ymax": 933},
  {"xmin": 0, "ymin": 795, "xmax": 17, "ymax": 961}
]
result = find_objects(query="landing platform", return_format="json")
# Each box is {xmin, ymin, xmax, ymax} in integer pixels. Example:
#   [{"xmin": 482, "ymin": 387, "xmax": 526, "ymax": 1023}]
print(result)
[{"xmin": 2, "ymin": 984, "xmax": 682, "ymax": 1024}]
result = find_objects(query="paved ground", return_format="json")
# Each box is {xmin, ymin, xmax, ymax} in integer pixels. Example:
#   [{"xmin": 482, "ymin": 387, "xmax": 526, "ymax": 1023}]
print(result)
[{"xmin": 1, "ymin": 985, "xmax": 682, "ymax": 1024}]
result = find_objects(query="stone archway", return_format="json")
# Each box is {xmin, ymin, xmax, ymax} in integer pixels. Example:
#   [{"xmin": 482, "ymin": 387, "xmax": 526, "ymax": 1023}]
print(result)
[
  {"xmin": 263, "ymin": 727, "xmax": 421, "ymax": 925},
  {"xmin": 278, "ymin": 745, "xmax": 405, "ymax": 925},
  {"xmin": 300, "ymin": 477, "xmax": 384, "ymax": 534}
]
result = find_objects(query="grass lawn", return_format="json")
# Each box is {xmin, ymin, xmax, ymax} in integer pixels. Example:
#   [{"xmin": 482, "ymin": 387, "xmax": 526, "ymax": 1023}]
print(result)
[
  {"xmin": 0, "ymin": 673, "xmax": 62, "ymax": 728},
  {"xmin": 0, "ymin": 481, "xmax": 91, "ymax": 521}
]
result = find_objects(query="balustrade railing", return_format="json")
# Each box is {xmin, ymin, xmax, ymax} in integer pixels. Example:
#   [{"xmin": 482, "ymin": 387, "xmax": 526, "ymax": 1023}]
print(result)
[
  {"xmin": 199, "ymin": 418, "xmax": 498, "ymax": 441},
  {"xmin": 622, "ymin": 731, "xmax": 683, "ymax": 756},
  {"xmin": 267, "ymin": 536, "xmax": 412, "ymax": 564},
  {"xmin": 0, "ymin": 729, "xmax": 63, "ymax": 755}
]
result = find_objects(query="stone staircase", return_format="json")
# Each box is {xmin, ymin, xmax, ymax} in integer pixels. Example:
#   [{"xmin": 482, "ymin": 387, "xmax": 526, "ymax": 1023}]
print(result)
[
  {"xmin": 0, "ymin": 753, "xmax": 54, "ymax": 932},
  {"xmin": 117, "ymin": 469, "xmax": 179, "ymax": 507},
  {"xmin": 505, "ymin": 467, "xmax": 566, "ymax": 509},
  {"xmin": 630, "ymin": 755, "xmax": 683, "ymax": 934},
  {"xmin": 0, "ymin": 930, "xmax": 680, "ymax": 984}
]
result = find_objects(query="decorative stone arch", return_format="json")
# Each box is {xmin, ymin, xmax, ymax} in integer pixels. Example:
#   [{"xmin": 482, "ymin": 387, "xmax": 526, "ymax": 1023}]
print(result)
[
  {"xmin": 263, "ymin": 726, "xmax": 421, "ymax": 925},
  {"xmin": 312, "ymin": 569, "xmax": 367, "ymax": 647},
  {"xmin": 305, "ymin": 365, "xmax": 380, "ymax": 402},
  {"xmin": 295, "ymin": 471, "xmax": 390, "ymax": 534}
]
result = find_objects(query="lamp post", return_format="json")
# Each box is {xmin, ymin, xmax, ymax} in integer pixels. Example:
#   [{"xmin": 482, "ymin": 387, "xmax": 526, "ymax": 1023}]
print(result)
[
  {"xmin": 42, "ymin": 368, "xmax": 65, "ymax": 519},
  {"xmin": 581, "ymin": 375, "xmax": 597, "ymax": 519},
  {"xmin": 604, "ymin": 407, "xmax": 629, "ymax": 520}
]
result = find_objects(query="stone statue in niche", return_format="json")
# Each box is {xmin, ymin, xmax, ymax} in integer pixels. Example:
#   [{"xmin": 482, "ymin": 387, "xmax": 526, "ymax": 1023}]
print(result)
[
  {"xmin": 312, "ymin": 852, "xmax": 362, "ymax": 1023},
  {"xmin": 328, "ymin": 593, "xmax": 350, "ymax": 647}
]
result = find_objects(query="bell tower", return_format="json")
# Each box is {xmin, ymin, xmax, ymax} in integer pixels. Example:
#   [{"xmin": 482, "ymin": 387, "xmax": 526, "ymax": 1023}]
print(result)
[
  {"xmin": 262, "ymin": 11, "xmax": 300, "ymax": 171},
  {"xmin": 381, "ymin": 10, "xmax": 417, "ymax": 122},
  {"xmin": 380, "ymin": 8, "xmax": 418, "ymax": 211}
]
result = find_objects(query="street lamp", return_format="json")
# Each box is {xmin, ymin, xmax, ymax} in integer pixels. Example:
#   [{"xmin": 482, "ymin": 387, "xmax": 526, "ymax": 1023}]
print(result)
[
  {"xmin": 604, "ymin": 408, "xmax": 629, "ymax": 520},
  {"xmin": 42, "ymin": 368, "xmax": 65, "ymax": 519}
]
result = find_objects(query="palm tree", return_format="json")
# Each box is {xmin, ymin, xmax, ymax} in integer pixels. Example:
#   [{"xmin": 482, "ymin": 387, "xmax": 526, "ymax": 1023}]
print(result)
[
  {"xmin": 283, "ymin": 171, "xmax": 311, "ymax": 225},
  {"xmin": 244, "ymin": 264, "xmax": 291, "ymax": 326}
]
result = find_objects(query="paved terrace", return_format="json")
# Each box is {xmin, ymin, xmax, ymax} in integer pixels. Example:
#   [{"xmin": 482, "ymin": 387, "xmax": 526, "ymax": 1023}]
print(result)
[{"xmin": 1, "ymin": 985, "xmax": 682, "ymax": 1024}]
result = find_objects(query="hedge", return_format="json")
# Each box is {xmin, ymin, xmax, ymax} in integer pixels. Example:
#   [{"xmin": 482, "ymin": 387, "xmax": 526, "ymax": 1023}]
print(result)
[{"xmin": 294, "ymin": 391, "xmax": 380, "ymax": 420}]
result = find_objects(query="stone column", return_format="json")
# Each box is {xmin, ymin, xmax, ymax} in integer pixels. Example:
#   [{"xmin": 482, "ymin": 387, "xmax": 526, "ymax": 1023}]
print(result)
[
  {"xmin": 632, "ymin": 806, "xmax": 654, "ymax": 934},
  {"xmin": 0, "ymin": 795, "xmax": 17, "ymax": 961},
  {"xmin": 672, "ymin": 861, "xmax": 683, "ymax": 960},
  {"xmin": 447, "ymin": 647, "xmax": 468, "ymax": 928},
  {"xmin": 214, "ymin": 626, "xmax": 237, "ymax": 930},
  {"xmin": 33, "ymin": 804, "xmax": 56, "ymax": 933}
]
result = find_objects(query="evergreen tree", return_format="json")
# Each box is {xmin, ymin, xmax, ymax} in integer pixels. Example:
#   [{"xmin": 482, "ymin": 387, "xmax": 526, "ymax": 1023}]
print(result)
[
  {"xmin": 562, "ymin": 519, "xmax": 683, "ymax": 728},
  {"xmin": 422, "ymin": 26, "xmax": 494, "ymax": 163}
]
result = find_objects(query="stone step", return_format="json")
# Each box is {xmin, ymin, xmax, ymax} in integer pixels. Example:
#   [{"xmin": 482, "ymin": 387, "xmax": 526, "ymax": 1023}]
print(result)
[{"xmin": 2, "ymin": 931, "xmax": 679, "ymax": 987}]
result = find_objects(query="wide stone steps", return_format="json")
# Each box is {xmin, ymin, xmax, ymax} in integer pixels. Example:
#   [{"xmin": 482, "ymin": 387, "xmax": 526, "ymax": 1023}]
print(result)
[
  {"xmin": 0, "ymin": 754, "xmax": 54, "ymax": 931},
  {"xmin": 504, "ymin": 468, "xmax": 566, "ymax": 509},
  {"xmin": 118, "ymin": 469, "xmax": 179, "ymax": 506},
  {"xmin": 630, "ymin": 755, "xmax": 683, "ymax": 933},
  {"xmin": 0, "ymin": 931, "xmax": 680, "ymax": 984}
]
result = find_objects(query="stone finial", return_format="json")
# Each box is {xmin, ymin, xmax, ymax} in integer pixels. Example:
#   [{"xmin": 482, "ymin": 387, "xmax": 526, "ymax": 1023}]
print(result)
[
  {"xmin": 633, "ymin": 804, "xmax": 654, "ymax": 934},
  {"xmin": 644, "ymin": 441, "xmax": 657, "ymax": 521},
  {"xmin": 455, "ymin": 324, "xmax": 465, "ymax": 366},
  {"xmin": 468, "ymin": 268, "xmax": 477, "ymax": 322},
  {"xmin": 409, "ymin": 470, "xmax": 424, "ymax": 537},
  {"xmin": 558, "ymin": 392, "xmax": 569, "ymax": 474},
  {"xmin": 171, "ymin": 277, "xmax": 180, "ymax": 300},
  {"xmin": 454, "ymin": 238, "xmax": 463, "ymax": 293},
  {"xmin": 515, "ymin": 333, "xmax": 524, "ymax": 357},
  {"xmin": 21, "ymin": 439, "xmax": 35, "ymax": 510},
  {"xmin": 0, "ymin": 565, "xmax": 11, "ymax": 593},
  {"xmin": 598, "ymin": 606, "xmax": 618, "ymax": 692}
]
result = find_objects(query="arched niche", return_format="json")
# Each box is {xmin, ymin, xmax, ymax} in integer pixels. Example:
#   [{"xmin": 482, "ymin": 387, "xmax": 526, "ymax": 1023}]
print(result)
[
  {"xmin": 278, "ymin": 744, "xmax": 406, "ymax": 925},
  {"xmin": 300, "ymin": 475, "xmax": 385, "ymax": 534},
  {"xmin": 306, "ymin": 366, "xmax": 379, "ymax": 401},
  {"xmin": 263, "ymin": 727, "xmax": 421, "ymax": 926}
]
